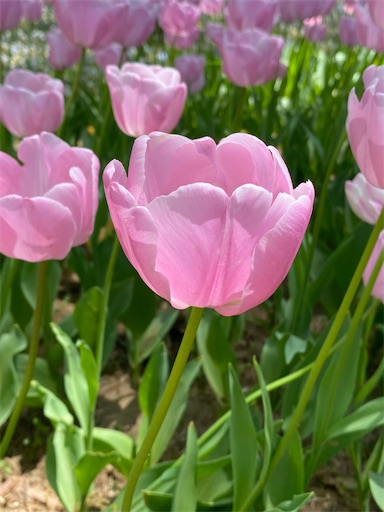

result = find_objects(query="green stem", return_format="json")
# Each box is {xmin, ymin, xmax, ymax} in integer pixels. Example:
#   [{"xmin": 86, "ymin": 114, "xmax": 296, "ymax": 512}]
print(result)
[
  {"xmin": 95, "ymin": 234, "xmax": 121, "ymax": 376},
  {"xmin": 0, "ymin": 258, "xmax": 20, "ymax": 319},
  {"xmin": 0, "ymin": 260, "xmax": 49, "ymax": 458},
  {"xmin": 232, "ymin": 86, "xmax": 248, "ymax": 132},
  {"xmin": 239, "ymin": 208, "xmax": 384, "ymax": 512},
  {"xmin": 122, "ymin": 307, "xmax": 204, "ymax": 512},
  {"xmin": 57, "ymin": 48, "xmax": 86, "ymax": 139}
]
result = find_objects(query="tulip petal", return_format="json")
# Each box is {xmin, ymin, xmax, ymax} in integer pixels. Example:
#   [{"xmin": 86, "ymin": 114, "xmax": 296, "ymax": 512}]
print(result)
[
  {"xmin": 0, "ymin": 196, "xmax": 76, "ymax": 261},
  {"xmin": 216, "ymin": 192, "xmax": 313, "ymax": 315},
  {"xmin": 147, "ymin": 182, "xmax": 273, "ymax": 309}
]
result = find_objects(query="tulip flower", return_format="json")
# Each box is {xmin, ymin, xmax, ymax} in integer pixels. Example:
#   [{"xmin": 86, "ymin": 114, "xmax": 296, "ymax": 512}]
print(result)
[
  {"xmin": 0, "ymin": 69, "xmax": 64, "ymax": 137},
  {"xmin": 303, "ymin": 16, "xmax": 327, "ymax": 42},
  {"xmin": 47, "ymin": 27, "xmax": 82, "ymax": 70},
  {"xmin": 226, "ymin": 0, "xmax": 277, "ymax": 32},
  {"xmin": 0, "ymin": 132, "xmax": 99, "ymax": 262},
  {"xmin": 345, "ymin": 173, "xmax": 384, "ymax": 225},
  {"xmin": 22, "ymin": 0, "xmax": 43, "ymax": 22},
  {"xmin": 339, "ymin": 15, "xmax": 359, "ymax": 46},
  {"xmin": 0, "ymin": 0, "xmax": 23, "ymax": 31},
  {"xmin": 53, "ymin": 0, "xmax": 121, "ymax": 49},
  {"xmin": 175, "ymin": 54, "xmax": 205, "ymax": 94},
  {"xmin": 200, "ymin": 0, "xmax": 224, "ymax": 15},
  {"xmin": 363, "ymin": 230, "xmax": 384, "ymax": 303},
  {"xmin": 368, "ymin": 0, "xmax": 384, "ymax": 31},
  {"xmin": 103, "ymin": 132, "xmax": 314, "ymax": 316},
  {"xmin": 277, "ymin": 0, "xmax": 335, "ymax": 22},
  {"xmin": 112, "ymin": 0, "xmax": 156, "ymax": 48},
  {"xmin": 158, "ymin": 0, "xmax": 200, "ymax": 49},
  {"xmin": 105, "ymin": 63, "xmax": 187, "ymax": 137},
  {"xmin": 94, "ymin": 43, "xmax": 123, "ymax": 71},
  {"xmin": 212, "ymin": 27, "xmax": 285, "ymax": 87},
  {"xmin": 355, "ymin": 4, "xmax": 384, "ymax": 52},
  {"xmin": 346, "ymin": 64, "xmax": 384, "ymax": 189}
]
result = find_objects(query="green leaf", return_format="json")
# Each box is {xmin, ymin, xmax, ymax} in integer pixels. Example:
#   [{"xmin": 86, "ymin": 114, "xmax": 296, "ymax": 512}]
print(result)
[
  {"xmin": 369, "ymin": 471, "xmax": 384, "ymax": 512},
  {"xmin": 284, "ymin": 335, "xmax": 309, "ymax": 365},
  {"xmin": 196, "ymin": 311, "xmax": 237, "ymax": 403},
  {"xmin": 266, "ymin": 492, "xmax": 313, "ymax": 512},
  {"xmin": 51, "ymin": 323, "xmax": 90, "ymax": 431},
  {"xmin": 93, "ymin": 427, "xmax": 134, "ymax": 461},
  {"xmin": 151, "ymin": 359, "xmax": 201, "ymax": 464},
  {"xmin": 138, "ymin": 343, "xmax": 169, "ymax": 420},
  {"xmin": 135, "ymin": 308, "xmax": 179, "ymax": 365},
  {"xmin": 228, "ymin": 364, "xmax": 258, "ymax": 511},
  {"xmin": 46, "ymin": 425, "xmax": 83, "ymax": 512},
  {"xmin": 172, "ymin": 423, "xmax": 198, "ymax": 512},
  {"xmin": 327, "ymin": 398, "xmax": 384, "ymax": 440},
  {"xmin": 264, "ymin": 432, "xmax": 304, "ymax": 507},
  {"xmin": 30, "ymin": 380, "xmax": 74, "ymax": 425},
  {"xmin": 78, "ymin": 340, "xmax": 99, "ymax": 411},
  {"xmin": 73, "ymin": 286, "xmax": 103, "ymax": 350},
  {"xmin": 0, "ymin": 328, "xmax": 27, "ymax": 426},
  {"xmin": 144, "ymin": 491, "xmax": 173, "ymax": 511},
  {"xmin": 310, "ymin": 320, "xmax": 362, "ymax": 470},
  {"xmin": 309, "ymin": 398, "xmax": 384, "ymax": 470},
  {"xmin": 253, "ymin": 359, "xmax": 273, "ymax": 488}
]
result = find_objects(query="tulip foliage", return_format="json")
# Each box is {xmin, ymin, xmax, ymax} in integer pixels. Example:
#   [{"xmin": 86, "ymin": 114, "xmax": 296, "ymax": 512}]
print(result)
[{"xmin": 0, "ymin": 2, "xmax": 383, "ymax": 512}]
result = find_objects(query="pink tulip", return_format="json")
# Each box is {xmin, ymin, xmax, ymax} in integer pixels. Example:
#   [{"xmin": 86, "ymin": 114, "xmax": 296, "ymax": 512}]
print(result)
[
  {"xmin": 278, "ymin": 0, "xmax": 335, "ymax": 22},
  {"xmin": 226, "ymin": 0, "xmax": 277, "ymax": 32},
  {"xmin": 106, "ymin": 63, "xmax": 187, "ymax": 137},
  {"xmin": 22, "ymin": 0, "xmax": 43, "ymax": 22},
  {"xmin": 47, "ymin": 27, "xmax": 82, "ymax": 70},
  {"xmin": 0, "ymin": 0, "xmax": 23, "ymax": 31},
  {"xmin": 303, "ymin": 16, "xmax": 327, "ymax": 42},
  {"xmin": 345, "ymin": 173, "xmax": 384, "ymax": 224},
  {"xmin": 112, "ymin": 0, "xmax": 156, "ymax": 48},
  {"xmin": 346, "ymin": 64, "xmax": 384, "ymax": 189},
  {"xmin": 94, "ymin": 43, "xmax": 123, "ymax": 71},
  {"xmin": 200, "ymin": 0, "xmax": 224, "ymax": 15},
  {"xmin": 355, "ymin": 4, "xmax": 384, "ymax": 52},
  {"xmin": 0, "ymin": 132, "xmax": 99, "ymax": 262},
  {"xmin": 175, "ymin": 54, "xmax": 205, "ymax": 94},
  {"xmin": 158, "ymin": 0, "xmax": 200, "ymax": 49},
  {"xmin": 339, "ymin": 15, "xmax": 359, "ymax": 46},
  {"xmin": 0, "ymin": 69, "xmax": 64, "ymax": 137},
  {"xmin": 212, "ymin": 27, "xmax": 285, "ymax": 87},
  {"xmin": 368, "ymin": 0, "xmax": 384, "ymax": 31},
  {"xmin": 53, "ymin": 0, "xmax": 120, "ymax": 49},
  {"xmin": 103, "ymin": 132, "xmax": 314, "ymax": 316},
  {"xmin": 363, "ymin": 230, "xmax": 384, "ymax": 303}
]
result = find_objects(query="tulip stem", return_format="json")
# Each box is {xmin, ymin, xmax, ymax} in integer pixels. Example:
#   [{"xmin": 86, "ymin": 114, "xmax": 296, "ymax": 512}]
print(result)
[
  {"xmin": 122, "ymin": 307, "xmax": 204, "ymax": 512},
  {"xmin": 0, "ymin": 260, "xmax": 48, "ymax": 459},
  {"xmin": 95, "ymin": 234, "xmax": 121, "ymax": 377},
  {"xmin": 239, "ymin": 208, "xmax": 384, "ymax": 512},
  {"xmin": 0, "ymin": 258, "xmax": 20, "ymax": 319},
  {"xmin": 57, "ymin": 48, "xmax": 86, "ymax": 139}
]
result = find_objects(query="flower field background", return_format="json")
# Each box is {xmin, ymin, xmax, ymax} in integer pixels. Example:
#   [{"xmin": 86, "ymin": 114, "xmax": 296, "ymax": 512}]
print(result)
[{"xmin": 0, "ymin": 1, "xmax": 383, "ymax": 511}]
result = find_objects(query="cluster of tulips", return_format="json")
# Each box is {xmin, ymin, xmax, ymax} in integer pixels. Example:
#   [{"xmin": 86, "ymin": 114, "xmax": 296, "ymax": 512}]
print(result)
[{"xmin": 0, "ymin": 0, "xmax": 383, "ymax": 511}]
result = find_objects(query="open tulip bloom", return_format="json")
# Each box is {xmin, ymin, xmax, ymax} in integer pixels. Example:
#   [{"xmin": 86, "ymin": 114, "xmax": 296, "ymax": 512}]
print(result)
[
  {"xmin": 346, "ymin": 64, "xmax": 384, "ymax": 189},
  {"xmin": 106, "ymin": 63, "xmax": 187, "ymax": 137},
  {"xmin": 104, "ymin": 132, "xmax": 315, "ymax": 316},
  {"xmin": 0, "ymin": 132, "xmax": 99, "ymax": 262},
  {"xmin": 0, "ymin": 69, "xmax": 64, "ymax": 137}
]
